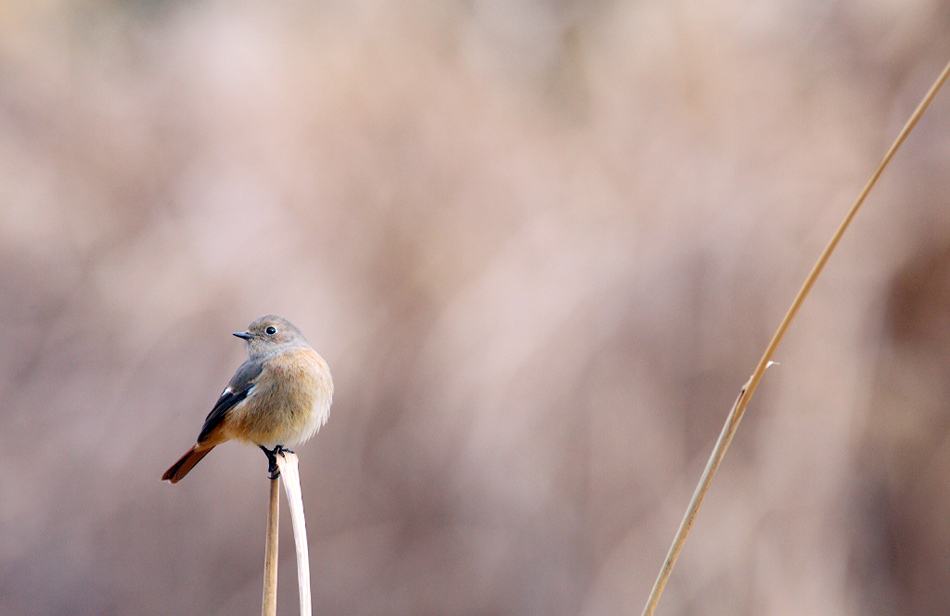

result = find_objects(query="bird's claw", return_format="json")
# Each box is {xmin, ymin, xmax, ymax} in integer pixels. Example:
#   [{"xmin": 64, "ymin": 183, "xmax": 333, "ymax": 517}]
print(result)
[{"xmin": 260, "ymin": 445, "xmax": 288, "ymax": 480}]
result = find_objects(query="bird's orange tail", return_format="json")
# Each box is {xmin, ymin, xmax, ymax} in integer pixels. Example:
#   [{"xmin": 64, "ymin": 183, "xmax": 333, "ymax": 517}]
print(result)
[{"xmin": 162, "ymin": 445, "xmax": 215, "ymax": 483}]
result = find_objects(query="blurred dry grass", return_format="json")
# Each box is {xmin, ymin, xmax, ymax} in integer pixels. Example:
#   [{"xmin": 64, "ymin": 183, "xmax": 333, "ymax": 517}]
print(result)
[{"xmin": 2, "ymin": 1, "xmax": 950, "ymax": 615}]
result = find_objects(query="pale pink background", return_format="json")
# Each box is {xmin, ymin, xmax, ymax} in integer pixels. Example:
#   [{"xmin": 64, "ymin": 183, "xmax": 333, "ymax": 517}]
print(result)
[{"xmin": 2, "ymin": 1, "xmax": 949, "ymax": 614}]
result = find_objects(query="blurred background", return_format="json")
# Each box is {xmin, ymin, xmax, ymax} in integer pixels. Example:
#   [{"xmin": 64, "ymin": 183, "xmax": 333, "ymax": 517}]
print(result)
[{"xmin": 2, "ymin": 1, "xmax": 950, "ymax": 614}]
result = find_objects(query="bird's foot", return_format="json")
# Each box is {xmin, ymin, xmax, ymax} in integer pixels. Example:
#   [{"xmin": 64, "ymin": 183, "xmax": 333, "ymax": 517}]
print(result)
[{"xmin": 259, "ymin": 445, "xmax": 284, "ymax": 480}]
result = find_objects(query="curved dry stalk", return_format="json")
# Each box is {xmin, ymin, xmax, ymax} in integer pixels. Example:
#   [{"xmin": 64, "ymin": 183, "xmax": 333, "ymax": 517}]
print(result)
[
  {"xmin": 275, "ymin": 451, "xmax": 312, "ymax": 616},
  {"xmin": 641, "ymin": 56, "xmax": 950, "ymax": 616}
]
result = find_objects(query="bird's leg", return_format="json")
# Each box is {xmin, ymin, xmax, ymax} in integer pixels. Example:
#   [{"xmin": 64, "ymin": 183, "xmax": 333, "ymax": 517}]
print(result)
[
  {"xmin": 260, "ymin": 445, "xmax": 297, "ymax": 478},
  {"xmin": 260, "ymin": 445, "xmax": 281, "ymax": 479}
]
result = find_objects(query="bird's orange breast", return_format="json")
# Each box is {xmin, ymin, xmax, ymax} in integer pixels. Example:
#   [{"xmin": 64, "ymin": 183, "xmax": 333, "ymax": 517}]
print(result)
[{"xmin": 223, "ymin": 347, "xmax": 333, "ymax": 448}]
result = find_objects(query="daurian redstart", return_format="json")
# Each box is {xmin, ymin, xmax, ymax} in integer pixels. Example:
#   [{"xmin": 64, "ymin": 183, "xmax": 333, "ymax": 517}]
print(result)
[{"xmin": 162, "ymin": 314, "xmax": 333, "ymax": 483}]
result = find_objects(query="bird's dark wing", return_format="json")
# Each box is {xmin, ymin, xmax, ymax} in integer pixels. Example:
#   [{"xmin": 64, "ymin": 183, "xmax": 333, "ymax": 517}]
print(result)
[{"xmin": 197, "ymin": 359, "xmax": 265, "ymax": 443}]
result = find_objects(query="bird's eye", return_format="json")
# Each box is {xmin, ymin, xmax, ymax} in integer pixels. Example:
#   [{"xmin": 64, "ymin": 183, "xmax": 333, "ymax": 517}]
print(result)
[{"xmin": 265, "ymin": 326, "xmax": 277, "ymax": 335}]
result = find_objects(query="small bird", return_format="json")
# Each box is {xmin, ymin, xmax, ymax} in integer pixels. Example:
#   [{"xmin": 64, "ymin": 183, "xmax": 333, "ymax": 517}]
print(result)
[{"xmin": 162, "ymin": 314, "xmax": 333, "ymax": 483}]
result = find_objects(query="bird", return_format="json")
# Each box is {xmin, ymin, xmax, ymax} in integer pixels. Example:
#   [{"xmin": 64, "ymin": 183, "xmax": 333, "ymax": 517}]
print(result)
[{"xmin": 162, "ymin": 314, "xmax": 333, "ymax": 483}]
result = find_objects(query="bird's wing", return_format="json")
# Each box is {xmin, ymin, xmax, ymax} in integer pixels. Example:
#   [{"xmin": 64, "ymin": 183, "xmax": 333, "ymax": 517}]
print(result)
[{"xmin": 197, "ymin": 359, "xmax": 265, "ymax": 443}]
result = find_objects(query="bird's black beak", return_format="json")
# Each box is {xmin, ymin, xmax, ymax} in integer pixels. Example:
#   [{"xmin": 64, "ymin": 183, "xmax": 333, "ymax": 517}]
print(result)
[{"xmin": 233, "ymin": 331, "xmax": 253, "ymax": 340}]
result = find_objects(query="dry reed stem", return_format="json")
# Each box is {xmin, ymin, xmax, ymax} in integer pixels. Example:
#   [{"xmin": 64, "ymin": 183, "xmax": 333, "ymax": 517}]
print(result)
[
  {"xmin": 263, "ymin": 475, "xmax": 280, "ymax": 616},
  {"xmin": 275, "ymin": 451, "xmax": 312, "ymax": 616},
  {"xmin": 640, "ymin": 56, "xmax": 950, "ymax": 616}
]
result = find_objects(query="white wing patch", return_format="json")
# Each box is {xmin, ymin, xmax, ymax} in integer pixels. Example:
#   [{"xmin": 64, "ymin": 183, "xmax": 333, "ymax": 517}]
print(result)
[{"xmin": 222, "ymin": 384, "xmax": 255, "ymax": 398}]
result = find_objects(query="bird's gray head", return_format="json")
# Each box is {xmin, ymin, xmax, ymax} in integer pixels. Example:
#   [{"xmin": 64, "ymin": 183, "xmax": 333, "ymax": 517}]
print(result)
[{"xmin": 234, "ymin": 314, "xmax": 309, "ymax": 358}]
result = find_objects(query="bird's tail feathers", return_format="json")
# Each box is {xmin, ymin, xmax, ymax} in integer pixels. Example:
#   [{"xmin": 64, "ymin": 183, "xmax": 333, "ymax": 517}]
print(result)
[{"xmin": 162, "ymin": 444, "xmax": 215, "ymax": 483}]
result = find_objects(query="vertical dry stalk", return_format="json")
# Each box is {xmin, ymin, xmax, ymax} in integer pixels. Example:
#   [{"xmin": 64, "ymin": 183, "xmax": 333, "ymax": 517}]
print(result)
[
  {"xmin": 263, "ymin": 475, "xmax": 280, "ymax": 616},
  {"xmin": 640, "ymin": 56, "xmax": 950, "ymax": 616},
  {"xmin": 260, "ymin": 452, "xmax": 312, "ymax": 616}
]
